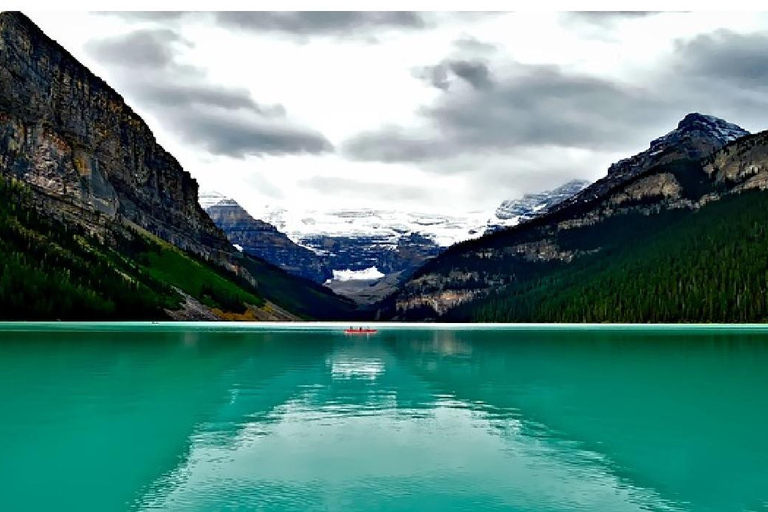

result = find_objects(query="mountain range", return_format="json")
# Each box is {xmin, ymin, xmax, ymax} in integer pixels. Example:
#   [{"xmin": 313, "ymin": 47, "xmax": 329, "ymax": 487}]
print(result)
[
  {"xmin": 4, "ymin": 10, "xmax": 768, "ymax": 323},
  {"xmin": 387, "ymin": 112, "xmax": 768, "ymax": 322},
  {"xmin": 198, "ymin": 181, "xmax": 588, "ymax": 304}
]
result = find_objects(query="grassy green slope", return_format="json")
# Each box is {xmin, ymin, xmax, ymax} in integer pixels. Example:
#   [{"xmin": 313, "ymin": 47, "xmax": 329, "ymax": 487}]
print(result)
[
  {"xmin": 0, "ymin": 176, "xmax": 358, "ymax": 320},
  {"xmin": 447, "ymin": 188, "xmax": 768, "ymax": 323},
  {"xmin": 0, "ymin": 178, "xmax": 179, "ymax": 320}
]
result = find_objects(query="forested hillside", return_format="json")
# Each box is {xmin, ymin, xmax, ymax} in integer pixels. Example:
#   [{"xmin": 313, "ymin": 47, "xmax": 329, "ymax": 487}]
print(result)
[
  {"xmin": 447, "ymin": 189, "xmax": 768, "ymax": 322},
  {"xmin": 389, "ymin": 118, "xmax": 768, "ymax": 322}
]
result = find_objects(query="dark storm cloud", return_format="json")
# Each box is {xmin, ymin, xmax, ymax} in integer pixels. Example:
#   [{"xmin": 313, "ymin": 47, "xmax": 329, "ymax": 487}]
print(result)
[
  {"xmin": 214, "ymin": 11, "xmax": 428, "ymax": 36},
  {"xmin": 86, "ymin": 29, "xmax": 332, "ymax": 158},
  {"xmin": 449, "ymin": 60, "xmax": 492, "ymax": 89},
  {"xmin": 674, "ymin": 30, "xmax": 768, "ymax": 87},
  {"xmin": 85, "ymin": 29, "xmax": 184, "ymax": 69},
  {"xmin": 415, "ymin": 64, "xmax": 450, "ymax": 90},
  {"xmin": 345, "ymin": 63, "xmax": 666, "ymax": 163},
  {"xmin": 130, "ymin": 82, "xmax": 276, "ymax": 114},
  {"xmin": 167, "ymin": 109, "xmax": 332, "ymax": 157},
  {"xmin": 415, "ymin": 59, "xmax": 492, "ymax": 91}
]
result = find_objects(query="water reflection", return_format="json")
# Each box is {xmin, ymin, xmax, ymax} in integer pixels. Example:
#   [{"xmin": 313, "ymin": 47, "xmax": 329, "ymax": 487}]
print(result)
[
  {"xmin": 388, "ymin": 329, "xmax": 768, "ymax": 512},
  {"xmin": 1, "ymin": 328, "xmax": 767, "ymax": 511},
  {"xmin": 135, "ymin": 332, "xmax": 687, "ymax": 511}
]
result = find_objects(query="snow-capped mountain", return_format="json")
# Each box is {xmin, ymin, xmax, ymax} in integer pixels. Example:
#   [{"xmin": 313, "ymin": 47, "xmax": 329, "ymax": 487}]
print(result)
[
  {"xmin": 198, "ymin": 179, "xmax": 589, "ymax": 302},
  {"xmin": 248, "ymin": 179, "xmax": 590, "ymax": 251},
  {"xmin": 251, "ymin": 206, "xmax": 491, "ymax": 248},
  {"xmin": 200, "ymin": 195, "xmax": 445, "ymax": 302},
  {"xmin": 550, "ymin": 113, "xmax": 750, "ymax": 215},
  {"xmin": 204, "ymin": 196, "xmax": 332, "ymax": 283},
  {"xmin": 494, "ymin": 180, "xmax": 590, "ymax": 223}
]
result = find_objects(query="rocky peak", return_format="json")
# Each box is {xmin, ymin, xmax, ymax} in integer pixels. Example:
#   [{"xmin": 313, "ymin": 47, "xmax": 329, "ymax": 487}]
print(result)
[
  {"xmin": 608, "ymin": 113, "xmax": 749, "ymax": 177},
  {"xmin": 675, "ymin": 113, "xmax": 748, "ymax": 141},
  {"xmin": 204, "ymin": 196, "xmax": 332, "ymax": 284},
  {"xmin": 549, "ymin": 114, "xmax": 750, "ymax": 216},
  {"xmin": 647, "ymin": 113, "xmax": 748, "ymax": 160}
]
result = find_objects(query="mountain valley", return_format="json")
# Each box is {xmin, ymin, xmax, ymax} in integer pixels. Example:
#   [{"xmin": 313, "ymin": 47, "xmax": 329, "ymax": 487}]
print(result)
[
  {"xmin": 0, "ymin": 11, "xmax": 357, "ymax": 321},
  {"xmin": 5, "ymin": 10, "xmax": 768, "ymax": 323}
]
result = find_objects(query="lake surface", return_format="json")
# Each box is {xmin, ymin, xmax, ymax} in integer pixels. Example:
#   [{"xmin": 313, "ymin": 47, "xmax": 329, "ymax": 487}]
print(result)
[{"xmin": 1, "ymin": 324, "xmax": 767, "ymax": 511}]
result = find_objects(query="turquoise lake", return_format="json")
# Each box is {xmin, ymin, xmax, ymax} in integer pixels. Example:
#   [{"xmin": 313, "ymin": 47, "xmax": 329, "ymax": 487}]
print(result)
[{"xmin": 1, "ymin": 324, "xmax": 767, "ymax": 511}]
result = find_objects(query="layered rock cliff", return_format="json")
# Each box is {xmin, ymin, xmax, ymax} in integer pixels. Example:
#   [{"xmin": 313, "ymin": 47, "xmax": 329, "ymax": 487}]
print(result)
[
  {"xmin": 0, "ymin": 11, "xmax": 231, "ymax": 260},
  {"xmin": 205, "ymin": 198, "xmax": 332, "ymax": 283}
]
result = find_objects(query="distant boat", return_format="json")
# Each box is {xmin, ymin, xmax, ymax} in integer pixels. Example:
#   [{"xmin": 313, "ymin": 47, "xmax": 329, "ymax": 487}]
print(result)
[{"xmin": 344, "ymin": 328, "xmax": 378, "ymax": 335}]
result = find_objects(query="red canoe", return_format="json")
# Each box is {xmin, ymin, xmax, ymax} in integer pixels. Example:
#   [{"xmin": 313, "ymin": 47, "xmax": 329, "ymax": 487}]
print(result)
[{"xmin": 344, "ymin": 328, "xmax": 378, "ymax": 334}]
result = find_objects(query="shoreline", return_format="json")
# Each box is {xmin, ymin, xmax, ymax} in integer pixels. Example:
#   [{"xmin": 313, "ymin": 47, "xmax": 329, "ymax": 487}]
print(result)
[{"xmin": 2, "ymin": 321, "xmax": 768, "ymax": 333}]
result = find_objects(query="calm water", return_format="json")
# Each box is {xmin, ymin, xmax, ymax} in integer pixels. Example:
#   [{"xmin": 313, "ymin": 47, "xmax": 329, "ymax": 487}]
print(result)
[{"xmin": 1, "ymin": 324, "xmax": 768, "ymax": 512}]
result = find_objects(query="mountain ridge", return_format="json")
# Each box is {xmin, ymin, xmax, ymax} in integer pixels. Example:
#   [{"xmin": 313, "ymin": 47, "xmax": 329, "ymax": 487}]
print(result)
[
  {"xmin": 549, "ymin": 112, "xmax": 750, "ymax": 217},
  {"xmin": 388, "ymin": 112, "xmax": 759, "ymax": 320},
  {"xmin": 201, "ymin": 179, "xmax": 588, "ymax": 304}
]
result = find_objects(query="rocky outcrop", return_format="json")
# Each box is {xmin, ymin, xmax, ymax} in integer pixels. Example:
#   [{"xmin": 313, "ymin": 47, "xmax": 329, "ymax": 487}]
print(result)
[
  {"xmin": 704, "ymin": 130, "xmax": 768, "ymax": 192},
  {"xmin": 205, "ymin": 198, "xmax": 332, "ymax": 283},
  {"xmin": 608, "ymin": 173, "xmax": 682, "ymax": 207},
  {"xmin": 0, "ymin": 12, "xmax": 232, "ymax": 261},
  {"xmin": 395, "ymin": 289, "xmax": 480, "ymax": 317},
  {"xmin": 551, "ymin": 113, "xmax": 749, "ymax": 215}
]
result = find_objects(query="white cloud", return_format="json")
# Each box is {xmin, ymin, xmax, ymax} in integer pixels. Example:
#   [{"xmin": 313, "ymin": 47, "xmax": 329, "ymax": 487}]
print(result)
[{"xmin": 24, "ymin": 11, "xmax": 768, "ymax": 214}]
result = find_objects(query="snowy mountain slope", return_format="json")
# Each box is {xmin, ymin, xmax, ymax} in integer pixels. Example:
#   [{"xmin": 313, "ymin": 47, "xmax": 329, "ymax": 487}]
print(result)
[
  {"xmin": 247, "ymin": 179, "xmax": 589, "ymax": 251},
  {"xmin": 198, "ymin": 179, "xmax": 588, "ymax": 303}
]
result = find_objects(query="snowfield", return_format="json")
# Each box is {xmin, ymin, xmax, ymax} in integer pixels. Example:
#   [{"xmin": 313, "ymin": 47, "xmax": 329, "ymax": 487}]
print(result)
[{"xmin": 327, "ymin": 266, "xmax": 386, "ymax": 282}]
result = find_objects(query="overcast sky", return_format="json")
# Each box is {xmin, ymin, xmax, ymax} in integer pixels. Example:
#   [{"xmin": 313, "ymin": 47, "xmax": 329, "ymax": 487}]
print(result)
[{"xmin": 25, "ymin": 11, "xmax": 768, "ymax": 214}]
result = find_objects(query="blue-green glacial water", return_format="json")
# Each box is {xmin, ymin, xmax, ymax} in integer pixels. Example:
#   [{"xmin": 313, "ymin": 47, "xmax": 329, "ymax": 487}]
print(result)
[{"xmin": 1, "ymin": 324, "xmax": 767, "ymax": 511}]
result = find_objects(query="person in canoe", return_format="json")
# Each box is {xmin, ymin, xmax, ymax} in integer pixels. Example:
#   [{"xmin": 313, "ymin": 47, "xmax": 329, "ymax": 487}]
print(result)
[{"xmin": 344, "ymin": 326, "xmax": 378, "ymax": 334}]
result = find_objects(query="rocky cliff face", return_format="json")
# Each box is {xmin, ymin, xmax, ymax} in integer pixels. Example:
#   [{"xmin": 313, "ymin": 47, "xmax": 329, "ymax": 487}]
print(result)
[
  {"xmin": 391, "ymin": 113, "xmax": 757, "ymax": 319},
  {"xmin": 703, "ymin": 130, "xmax": 768, "ymax": 192},
  {"xmin": 0, "ymin": 12, "xmax": 231, "ymax": 261},
  {"xmin": 205, "ymin": 198, "xmax": 332, "ymax": 283}
]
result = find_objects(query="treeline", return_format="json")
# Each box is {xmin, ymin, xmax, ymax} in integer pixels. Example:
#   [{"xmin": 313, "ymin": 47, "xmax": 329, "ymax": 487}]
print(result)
[
  {"xmin": 0, "ymin": 177, "xmax": 176, "ymax": 319},
  {"xmin": 0, "ymin": 176, "xmax": 268, "ymax": 320},
  {"xmin": 449, "ymin": 189, "xmax": 768, "ymax": 323}
]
